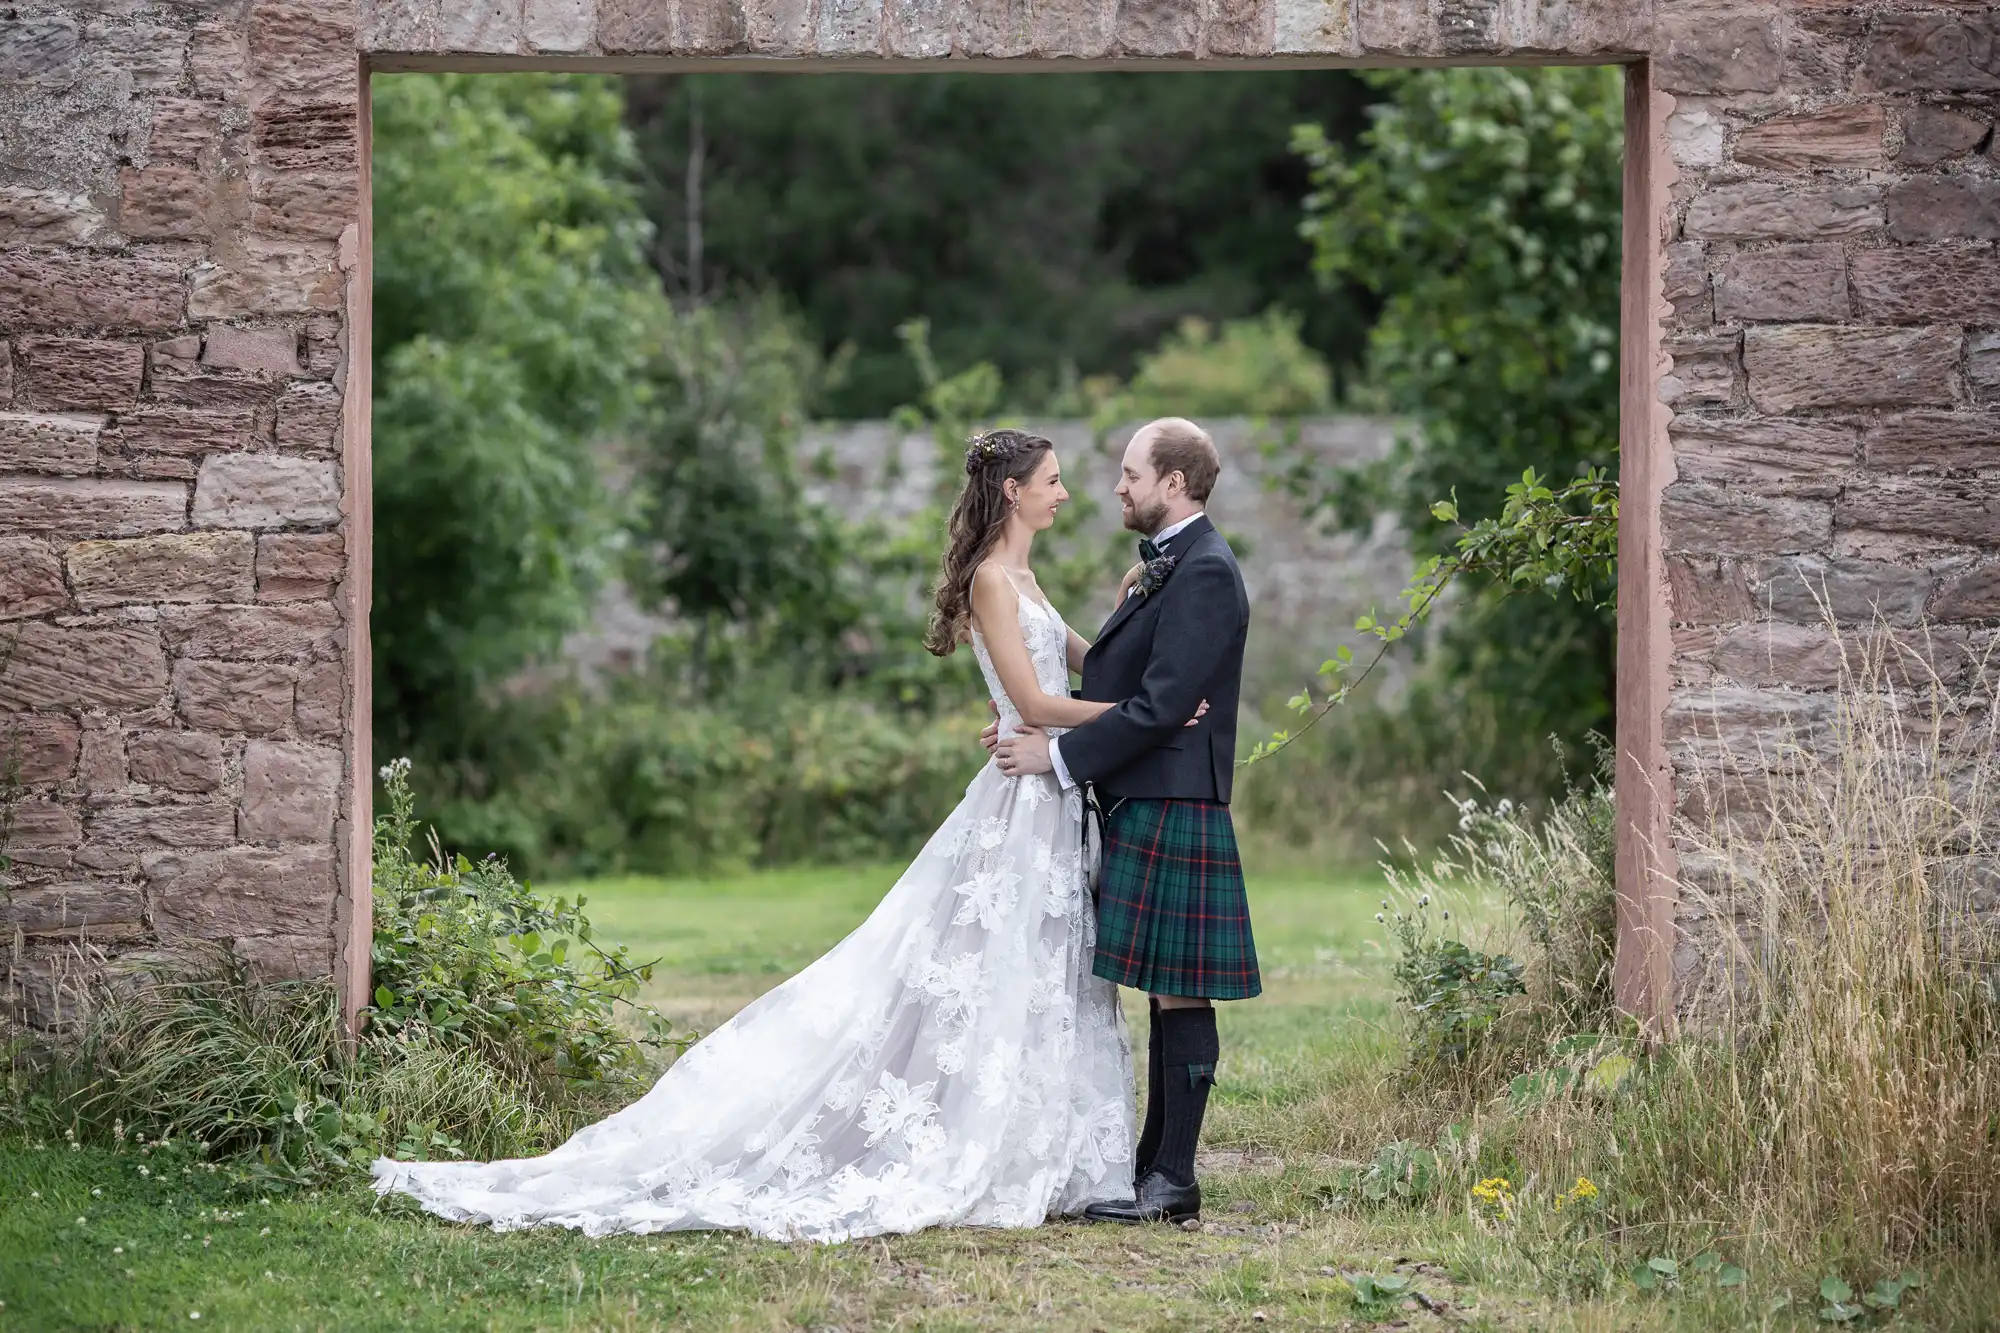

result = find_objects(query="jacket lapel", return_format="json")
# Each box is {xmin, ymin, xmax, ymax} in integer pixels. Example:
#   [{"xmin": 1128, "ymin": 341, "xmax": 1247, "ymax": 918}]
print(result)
[{"xmin": 1094, "ymin": 515, "xmax": 1214, "ymax": 646}]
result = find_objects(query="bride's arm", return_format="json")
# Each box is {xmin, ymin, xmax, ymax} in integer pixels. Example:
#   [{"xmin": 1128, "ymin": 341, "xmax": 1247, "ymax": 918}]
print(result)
[{"xmin": 969, "ymin": 566, "xmax": 1115, "ymax": 730}]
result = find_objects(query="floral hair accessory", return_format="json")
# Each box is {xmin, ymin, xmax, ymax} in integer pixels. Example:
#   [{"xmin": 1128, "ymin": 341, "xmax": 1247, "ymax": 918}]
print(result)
[{"xmin": 963, "ymin": 432, "xmax": 1017, "ymax": 475}]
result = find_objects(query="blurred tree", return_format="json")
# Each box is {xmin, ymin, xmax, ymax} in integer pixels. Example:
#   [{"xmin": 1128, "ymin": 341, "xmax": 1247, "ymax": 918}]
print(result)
[
  {"xmin": 371, "ymin": 74, "xmax": 659, "ymax": 756},
  {"xmin": 1290, "ymin": 67, "xmax": 1624, "ymax": 757},
  {"xmin": 624, "ymin": 72, "xmax": 1375, "ymax": 418}
]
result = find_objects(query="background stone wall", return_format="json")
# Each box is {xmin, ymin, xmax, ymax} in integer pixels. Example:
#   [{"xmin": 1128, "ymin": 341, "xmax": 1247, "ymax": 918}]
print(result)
[
  {"xmin": 2, "ymin": 2, "xmax": 361, "ymax": 1026},
  {"xmin": 3, "ymin": 0, "xmax": 1996, "ymax": 1026}
]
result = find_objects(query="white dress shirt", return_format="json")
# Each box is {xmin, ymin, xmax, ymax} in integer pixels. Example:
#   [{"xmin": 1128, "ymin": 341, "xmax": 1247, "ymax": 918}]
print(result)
[{"xmin": 1047, "ymin": 511, "xmax": 1203, "ymax": 791}]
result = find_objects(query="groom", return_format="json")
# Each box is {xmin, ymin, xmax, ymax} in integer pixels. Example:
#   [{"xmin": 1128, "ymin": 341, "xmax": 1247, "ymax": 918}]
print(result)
[{"xmin": 994, "ymin": 416, "xmax": 1258, "ymax": 1225}]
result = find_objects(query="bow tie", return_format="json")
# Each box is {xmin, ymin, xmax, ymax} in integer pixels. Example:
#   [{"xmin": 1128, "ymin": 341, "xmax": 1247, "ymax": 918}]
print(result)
[{"xmin": 1139, "ymin": 537, "xmax": 1164, "ymax": 562}]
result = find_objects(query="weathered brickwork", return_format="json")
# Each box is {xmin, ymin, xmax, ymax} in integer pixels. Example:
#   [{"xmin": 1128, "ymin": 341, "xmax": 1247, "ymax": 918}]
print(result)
[
  {"xmin": 2, "ymin": 1, "xmax": 357, "ymax": 1028},
  {"xmin": 2, "ymin": 0, "xmax": 1993, "ymax": 1028}
]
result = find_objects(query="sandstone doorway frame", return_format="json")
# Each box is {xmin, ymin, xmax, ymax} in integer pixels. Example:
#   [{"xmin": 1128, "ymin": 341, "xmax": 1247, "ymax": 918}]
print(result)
[{"xmin": 340, "ymin": 54, "xmax": 1674, "ymax": 1036}]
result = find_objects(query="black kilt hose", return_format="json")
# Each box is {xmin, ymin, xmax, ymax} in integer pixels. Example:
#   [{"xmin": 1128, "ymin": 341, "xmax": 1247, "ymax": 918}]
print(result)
[{"xmin": 1057, "ymin": 514, "xmax": 1261, "ymax": 1002}]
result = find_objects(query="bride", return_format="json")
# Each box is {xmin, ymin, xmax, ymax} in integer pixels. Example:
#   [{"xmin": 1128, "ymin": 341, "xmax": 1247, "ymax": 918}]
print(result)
[{"xmin": 373, "ymin": 428, "xmax": 1193, "ymax": 1242}]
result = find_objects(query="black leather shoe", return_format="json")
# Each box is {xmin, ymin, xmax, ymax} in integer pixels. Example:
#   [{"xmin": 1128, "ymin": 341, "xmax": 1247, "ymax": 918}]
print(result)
[{"xmin": 1080, "ymin": 1170, "xmax": 1201, "ymax": 1224}]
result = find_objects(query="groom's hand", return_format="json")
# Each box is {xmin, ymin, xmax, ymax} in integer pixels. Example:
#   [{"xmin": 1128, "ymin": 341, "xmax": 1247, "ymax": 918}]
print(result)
[
  {"xmin": 995, "ymin": 726, "xmax": 1053, "ymax": 777},
  {"xmin": 980, "ymin": 700, "xmax": 1001, "ymax": 755}
]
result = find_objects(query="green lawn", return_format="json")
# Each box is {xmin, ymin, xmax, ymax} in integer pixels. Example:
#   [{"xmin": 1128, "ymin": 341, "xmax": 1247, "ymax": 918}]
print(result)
[{"xmin": 4, "ymin": 866, "xmax": 1986, "ymax": 1330}]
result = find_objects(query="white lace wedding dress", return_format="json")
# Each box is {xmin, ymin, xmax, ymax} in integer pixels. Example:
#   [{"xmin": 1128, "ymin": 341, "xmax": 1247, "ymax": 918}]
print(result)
[{"xmin": 372, "ymin": 593, "xmax": 1134, "ymax": 1242}]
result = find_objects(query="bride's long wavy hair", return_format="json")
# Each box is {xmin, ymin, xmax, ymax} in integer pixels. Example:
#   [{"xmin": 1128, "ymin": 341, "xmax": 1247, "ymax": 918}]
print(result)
[{"xmin": 925, "ymin": 429, "xmax": 1055, "ymax": 656}]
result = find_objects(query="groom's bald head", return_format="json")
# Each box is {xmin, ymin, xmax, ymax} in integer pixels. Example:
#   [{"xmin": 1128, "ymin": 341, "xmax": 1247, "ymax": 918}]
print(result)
[{"xmin": 1137, "ymin": 417, "xmax": 1220, "ymax": 503}]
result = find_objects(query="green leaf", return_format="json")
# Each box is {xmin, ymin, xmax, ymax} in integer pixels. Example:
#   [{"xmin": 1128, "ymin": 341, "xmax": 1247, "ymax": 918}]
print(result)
[
  {"xmin": 1717, "ymin": 1265, "xmax": 1748, "ymax": 1288},
  {"xmin": 1819, "ymin": 1276, "xmax": 1853, "ymax": 1304},
  {"xmin": 1648, "ymin": 1257, "xmax": 1679, "ymax": 1277},
  {"xmin": 374, "ymin": 985, "xmax": 395, "ymax": 1008}
]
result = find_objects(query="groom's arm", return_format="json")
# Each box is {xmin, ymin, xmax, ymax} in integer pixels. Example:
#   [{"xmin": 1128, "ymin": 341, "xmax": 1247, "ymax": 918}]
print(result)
[{"xmin": 1056, "ymin": 554, "xmax": 1241, "ymax": 788}]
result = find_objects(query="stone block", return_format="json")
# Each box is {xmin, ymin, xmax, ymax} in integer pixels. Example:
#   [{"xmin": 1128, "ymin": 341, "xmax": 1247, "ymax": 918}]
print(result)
[
  {"xmin": 188, "ymin": 240, "xmax": 343, "ymax": 319},
  {"xmin": 203, "ymin": 325, "xmax": 301, "ymax": 377},
  {"xmin": 948, "ymin": 0, "xmax": 1024, "ymax": 58},
  {"xmin": 146, "ymin": 100, "xmax": 224, "ymax": 164},
  {"xmin": 1658, "ymin": 10, "xmax": 1781, "ymax": 94},
  {"xmin": 86, "ymin": 14, "xmax": 192, "ymax": 94},
  {"xmin": 0, "ymin": 882, "xmax": 145, "ymax": 938},
  {"xmin": 0, "ymin": 251, "xmax": 186, "ymax": 332},
  {"xmin": 66, "ymin": 531, "xmax": 256, "ymax": 610},
  {"xmin": 1355, "ymin": 0, "xmax": 1428, "ymax": 53},
  {"xmin": 0, "ymin": 15, "xmax": 82, "ymax": 87},
  {"xmin": 1274, "ymin": 0, "xmax": 1350, "ymax": 54},
  {"xmin": 254, "ymin": 103, "xmax": 358, "ymax": 175},
  {"xmin": 1734, "ymin": 105, "xmax": 1884, "ymax": 172},
  {"xmin": 249, "ymin": 2, "xmax": 359, "ymax": 106},
  {"xmin": 1434, "ymin": 0, "xmax": 1500, "ymax": 55},
  {"xmin": 1744, "ymin": 326, "xmax": 1959, "ymax": 412},
  {"xmin": 77, "ymin": 719, "xmax": 126, "ymax": 794},
  {"xmin": 147, "ymin": 844, "xmax": 339, "ymax": 940},
  {"xmin": 361, "ymin": 0, "xmax": 443, "ymax": 51},
  {"xmin": 1112, "ymin": 0, "xmax": 1198, "ymax": 56},
  {"xmin": 746, "ymin": 0, "xmax": 815, "ymax": 52},
  {"xmin": 1863, "ymin": 411, "xmax": 2000, "ymax": 472},
  {"xmin": 9, "ymin": 801, "xmax": 81, "ymax": 847},
  {"xmin": 118, "ymin": 163, "xmax": 211, "ymax": 240},
  {"xmin": 294, "ymin": 661, "xmax": 343, "ymax": 738},
  {"xmin": 114, "ymin": 405, "xmax": 262, "ymax": 459},
  {"xmin": 2, "ymin": 714, "xmax": 80, "ymax": 784},
  {"xmin": 1683, "ymin": 183, "xmax": 1881, "ymax": 241},
  {"xmin": 274, "ymin": 382, "xmax": 341, "ymax": 455},
  {"xmin": 442, "ymin": 0, "xmax": 524, "ymax": 51},
  {"xmin": 160, "ymin": 602, "xmax": 341, "ymax": 662},
  {"xmin": 301, "ymin": 316, "xmax": 344, "ymax": 379},
  {"xmin": 1781, "ymin": 21, "xmax": 1847, "ymax": 95},
  {"xmin": 191, "ymin": 454, "xmax": 340, "ymax": 529},
  {"xmin": 0, "ymin": 342, "xmax": 11, "ymax": 404},
  {"xmin": 1665, "ymin": 685, "xmax": 1835, "ymax": 757},
  {"xmin": 1496, "ymin": 0, "xmax": 1643, "ymax": 57},
  {"xmin": 1851, "ymin": 249, "xmax": 2000, "ymax": 326},
  {"xmin": 525, "ymin": 0, "xmax": 597, "ymax": 50},
  {"xmin": 189, "ymin": 17, "xmax": 249, "ymax": 100},
  {"xmin": 1662, "ymin": 483, "xmax": 1832, "ymax": 557},
  {"xmin": 677, "ymin": 0, "xmax": 748, "ymax": 52},
  {"xmin": 1837, "ymin": 482, "xmax": 2000, "ymax": 557},
  {"xmin": 0, "ymin": 477, "xmax": 187, "ymax": 542},
  {"xmin": 1207, "ymin": 0, "xmax": 1275, "ymax": 56},
  {"xmin": 0, "ymin": 538, "xmax": 68, "ymax": 620},
  {"xmin": 251, "ymin": 167, "xmax": 360, "ymax": 242},
  {"xmin": 240, "ymin": 740, "xmax": 342, "ymax": 842},
  {"xmin": 1667, "ymin": 106, "xmax": 1723, "ymax": 170},
  {"xmin": 233, "ymin": 933, "xmax": 331, "ymax": 979},
  {"xmin": 1887, "ymin": 179, "xmax": 2000, "ymax": 243},
  {"xmin": 1659, "ymin": 333, "xmax": 1742, "ymax": 408},
  {"xmin": 0, "ymin": 412, "xmax": 103, "ymax": 475},
  {"xmin": 1711, "ymin": 245, "xmax": 1847, "ymax": 323},
  {"xmin": 1970, "ymin": 334, "xmax": 2000, "ymax": 404},
  {"xmin": 128, "ymin": 731, "xmax": 225, "ymax": 794},
  {"xmin": 1669, "ymin": 414, "xmax": 1857, "ymax": 488},
  {"xmin": 599, "ymin": 0, "xmax": 676, "ymax": 49},
  {"xmin": 147, "ymin": 361, "xmax": 281, "ymax": 413},
  {"xmin": 15, "ymin": 340, "xmax": 145, "ymax": 413},
  {"xmin": 1712, "ymin": 622, "xmax": 1846, "ymax": 690},
  {"xmin": 173, "ymin": 659, "xmax": 297, "ymax": 735},
  {"xmin": 1664, "ymin": 241, "xmax": 1711, "ymax": 325},
  {"xmin": 1898, "ymin": 106, "xmax": 1990, "ymax": 168},
  {"xmin": 1858, "ymin": 12, "xmax": 2000, "ymax": 94},
  {"xmin": 87, "ymin": 803, "xmax": 237, "ymax": 852},
  {"xmin": 256, "ymin": 532, "xmax": 345, "ymax": 601},
  {"xmin": 0, "ymin": 624, "xmax": 168, "ymax": 712},
  {"xmin": 0, "ymin": 186, "xmax": 113, "ymax": 246},
  {"xmin": 1666, "ymin": 555, "xmax": 1753, "ymax": 625},
  {"xmin": 1935, "ymin": 562, "xmax": 2000, "ymax": 621},
  {"xmin": 1751, "ymin": 555, "xmax": 1935, "ymax": 627}
]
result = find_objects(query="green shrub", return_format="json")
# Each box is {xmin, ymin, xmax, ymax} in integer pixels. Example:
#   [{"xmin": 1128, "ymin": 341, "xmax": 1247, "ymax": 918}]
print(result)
[{"xmin": 1382, "ymin": 895, "xmax": 1525, "ymax": 1068}]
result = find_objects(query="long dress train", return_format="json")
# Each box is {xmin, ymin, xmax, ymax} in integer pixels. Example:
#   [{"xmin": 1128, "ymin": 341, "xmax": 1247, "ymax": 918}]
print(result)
[{"xmin": 371, "ymin": 593, "xmax": 1134, "ymax": 1242}]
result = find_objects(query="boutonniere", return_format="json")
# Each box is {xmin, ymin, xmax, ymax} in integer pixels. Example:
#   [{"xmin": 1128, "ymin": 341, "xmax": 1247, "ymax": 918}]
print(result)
[{"xmin": 1133, "ymin": 554, "xmax": 1177, "ymax": 599}]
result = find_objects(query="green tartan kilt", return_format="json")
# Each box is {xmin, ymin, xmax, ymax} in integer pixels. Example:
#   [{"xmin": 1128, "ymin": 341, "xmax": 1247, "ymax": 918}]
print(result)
[{"xmin": 1091, "ymin": 798, "xmax": 1262, "ymax": 1000}]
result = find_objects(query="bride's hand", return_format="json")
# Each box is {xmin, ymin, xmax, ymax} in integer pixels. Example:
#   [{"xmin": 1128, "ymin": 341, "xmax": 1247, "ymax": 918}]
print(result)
[
  {"xmin": 1116, "ymin": 561, "xmax": 1144, "ymax": 601},
  {"xmin": 1185, "ymin": 698, "xmax": 1209, "ymax": 728},
  {"xmin": 980, "ymin": 700, "xmax": 1001, "ymax": 755}
]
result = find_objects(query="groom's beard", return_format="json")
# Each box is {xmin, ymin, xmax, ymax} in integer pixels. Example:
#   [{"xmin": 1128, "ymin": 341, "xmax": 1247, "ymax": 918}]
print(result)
[{"xmin": 1123, "ymin": 495, "xmax": 1170, "ymax": 536}]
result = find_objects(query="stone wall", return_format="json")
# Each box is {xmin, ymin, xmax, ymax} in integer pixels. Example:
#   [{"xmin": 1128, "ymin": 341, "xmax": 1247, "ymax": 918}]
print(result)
[
  {"xmin": 2, "ymin": 2, "xmax": 361, "ymax": 1027},
  {"xmin": 1650, "ymin": 6, "xmax": 2000, "ymax": 1004},
  {"xmin": 2, "ymin": 0, "xmax": 1995, "ymax": 1029}
]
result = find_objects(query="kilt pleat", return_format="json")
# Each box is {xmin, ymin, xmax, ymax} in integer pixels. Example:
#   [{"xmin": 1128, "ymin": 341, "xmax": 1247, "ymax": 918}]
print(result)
[{"xmin": 1091, "ymin": 798, "xmax": 1261, "ymax": 1000}]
